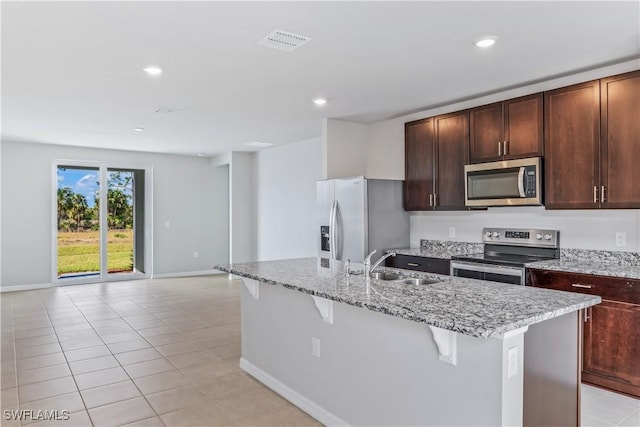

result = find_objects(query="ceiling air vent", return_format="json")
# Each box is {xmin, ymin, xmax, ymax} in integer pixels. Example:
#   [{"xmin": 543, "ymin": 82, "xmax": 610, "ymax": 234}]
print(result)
[{"xmin": 258, "ymin": 29, "xmax": 310, "ymax": 52}]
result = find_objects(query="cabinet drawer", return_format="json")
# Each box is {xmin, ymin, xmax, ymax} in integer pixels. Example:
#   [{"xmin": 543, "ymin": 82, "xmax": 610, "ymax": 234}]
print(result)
[
  {"xmin": 527, "ymin": 269, "xmax": 640, "ymax": 304},
  {"xmin": 386, "ymin": 255, "xmax": 450, "ymax": 275}
]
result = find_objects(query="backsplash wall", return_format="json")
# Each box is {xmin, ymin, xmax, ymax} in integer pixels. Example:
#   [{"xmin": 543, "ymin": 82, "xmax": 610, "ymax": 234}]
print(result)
[{"xmin": 410, "ymin": 207, "xmax": 640, "ymax": 252}]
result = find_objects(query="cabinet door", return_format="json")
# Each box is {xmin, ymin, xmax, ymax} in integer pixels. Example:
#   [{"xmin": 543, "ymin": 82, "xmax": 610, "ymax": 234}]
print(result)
[
  {"xmin": 600, "ymin": 70, "xmax": 640, "ymax": 208},
  {"xmin": 404, "ymin": 119, "xmax": 435, "ymax": 211},
  {"xmin": 469, "ymin": 102, "xmax": 503, "ymax": 163},
  {"xmin": 544, "ymin": 80, "xmax": 601, "ymax": 209},
  {"xmin": 503, "ymin": 93, "xmax": 543, "ymax": 160},
  {"xmin": 434, "ymin": 111, "xmax": 469, "ymax": 210},
  {"xmin": 583, "ymin": 301, "xmax": 640, "ymax": 397}
]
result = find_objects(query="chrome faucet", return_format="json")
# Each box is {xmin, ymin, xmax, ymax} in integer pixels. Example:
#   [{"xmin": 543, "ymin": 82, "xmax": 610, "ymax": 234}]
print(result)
[{"xmin": 364, "ymin": 250, "xmax": 397, "ymax": 278}]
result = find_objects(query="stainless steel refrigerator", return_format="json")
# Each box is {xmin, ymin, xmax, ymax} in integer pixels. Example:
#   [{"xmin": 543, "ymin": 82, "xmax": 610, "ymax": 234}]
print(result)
[{"xmin": 317, "ymin": 176, "xmax": 409, "ymax": 264}]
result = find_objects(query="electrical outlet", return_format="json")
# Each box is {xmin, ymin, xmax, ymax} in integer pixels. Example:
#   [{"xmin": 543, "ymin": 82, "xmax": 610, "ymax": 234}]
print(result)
[
  {"xmin": 449, "ymin": 227, "xmax": 456, "ymax": 238},
  {"xmin": 507, "ymin": 347, "xmax": 518, "ymax": 378},
  {"xmin": 193, "ymin": 251, "xmax": 199, "ymax": 258},
  {"xmin": 312, "ymin": 337, "xmax": 320, "ymax": 358},
  {"xmin": 616, "ymin": 232, "xmax": 627, "ymax": 247}
]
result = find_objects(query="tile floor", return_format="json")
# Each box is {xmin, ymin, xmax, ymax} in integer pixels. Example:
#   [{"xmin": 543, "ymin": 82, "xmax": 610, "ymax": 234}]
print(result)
[{"xmin": 0, "ymin": 274, "xmax": 638, "ymax": 427}]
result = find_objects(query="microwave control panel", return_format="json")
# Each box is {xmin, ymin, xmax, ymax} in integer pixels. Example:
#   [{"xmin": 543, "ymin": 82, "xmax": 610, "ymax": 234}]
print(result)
[{"xmin": 524, "ymin": 166, "xmax": 537, "ymax": 197}]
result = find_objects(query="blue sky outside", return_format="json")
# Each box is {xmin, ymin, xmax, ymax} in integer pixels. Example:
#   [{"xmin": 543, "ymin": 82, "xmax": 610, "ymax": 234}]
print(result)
[{"xmin": 57, "ymin": 167, "xmax": 99, "ymax": 208}]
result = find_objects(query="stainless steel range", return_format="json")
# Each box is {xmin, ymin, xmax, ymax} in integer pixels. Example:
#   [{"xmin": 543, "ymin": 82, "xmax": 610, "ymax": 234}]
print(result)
[{"xmin": 450, "ymin": 228, "xmax": 560, "ymax": 285}]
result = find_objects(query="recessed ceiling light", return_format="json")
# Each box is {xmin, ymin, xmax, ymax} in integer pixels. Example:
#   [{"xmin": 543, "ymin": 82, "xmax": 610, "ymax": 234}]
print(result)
[
  {"xmin": 244, "ymin": 141, "xmax": 274, "ymax": 148},
  {"xmin": 133, "ymin": 127, "xmax": 145, "ymax": 132},
  {"xmin": 143, "ymin": 65, "xmax": 163, "ymax": 76},
  {"xmin": 475, "ymin": 37, "xmax": 498, "ymax": 48},
  {"xmin": 313, "ymin": 98, "xmax": 327, "ymax": 106},
  {"xmin": 197, "ymin": 153, "xmax": 205, "ymax": 157}
]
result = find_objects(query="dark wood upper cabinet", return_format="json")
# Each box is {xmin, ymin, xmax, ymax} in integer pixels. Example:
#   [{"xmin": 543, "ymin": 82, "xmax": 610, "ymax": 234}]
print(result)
[
  {"xmin": 469, "ymin": 93, "xmax": 543, "ymax": 163},
  {"xmin": 600, "ymin": 70, "xmax": 640, "ymax": 208},
  {"xmin": 404, "ymin": 118, "xmax": 435, "ymax": 210},
  {"xmin": 434, "ymin": 110, "xmax": 469, "ymax": 210},
  {"xmin": 545, "ymin": 70, "xmax": 640, "ymax": 209},
  {"xmin": 528, "ymin": 268, "xmax": 640, "ymax": 398},
  {"xmin": 544, "ymin": 80, "xmax": 601, "ymax": 209},
  {"xmin": 404, "ymin": 111, "xmax": 468, "ymax": 211}
]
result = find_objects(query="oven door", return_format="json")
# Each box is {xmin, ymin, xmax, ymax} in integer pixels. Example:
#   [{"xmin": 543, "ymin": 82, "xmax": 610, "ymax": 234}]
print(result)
[{"xmin": 450, "ymin": 261, "xmax": 525, "ymax": 285}]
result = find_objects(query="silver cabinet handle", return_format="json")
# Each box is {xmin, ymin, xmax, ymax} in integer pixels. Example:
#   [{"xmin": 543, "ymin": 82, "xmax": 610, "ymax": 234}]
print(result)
[
  {"xmin": 407, "ymin": 262, "xmax": 420, "ymax": 267},
  {"xmin": 504, "ymin": 140, "xmax": 509, "ymax": 155},
  {"xmin": 593, "ymin": 186, "xmax": 598, "ymax": 203},
  {"xmin": 433, "ymin": 193, "xmax": 437, "ymax": 206},
  {"xmin": 584, "ymin": 307, "xmax": 591, "ymax": 323},
  {"xmin": 572, "ymin": 283, "xmax": 593, "ymax": 289},
  {"xmin": 498, "ymin": 141, "xmax": 502, "ymax": 156},
  {"xmin": 429, "ymin": 194, "xmax": 434, "ymax": 207},
  {"xmin": 601, "ymin": 186, "xmax": 606, "ymax": 203}
]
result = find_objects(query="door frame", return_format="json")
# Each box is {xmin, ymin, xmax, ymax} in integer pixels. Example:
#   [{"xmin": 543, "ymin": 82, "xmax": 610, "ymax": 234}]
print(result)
[{"xmin": 51, "ymin": 159, "xmax": 153, "ymax": 285}]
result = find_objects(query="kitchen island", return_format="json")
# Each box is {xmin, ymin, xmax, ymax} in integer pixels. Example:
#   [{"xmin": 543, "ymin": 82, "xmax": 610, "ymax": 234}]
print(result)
[{"xmin": 217, "ymin": 258, "xmax": 600, "ymax": 426}]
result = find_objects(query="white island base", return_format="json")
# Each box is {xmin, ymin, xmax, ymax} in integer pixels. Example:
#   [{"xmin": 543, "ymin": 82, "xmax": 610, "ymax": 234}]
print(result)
[{"xmin": 239, "ymin": 279, "xmax": 581, "ymax": 427}]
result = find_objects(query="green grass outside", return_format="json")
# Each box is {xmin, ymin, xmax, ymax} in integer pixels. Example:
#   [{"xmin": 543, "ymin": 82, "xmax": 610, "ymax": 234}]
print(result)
[{"xmin": 58, "ymin": 230, "xmax": 133, "ymax": 275}]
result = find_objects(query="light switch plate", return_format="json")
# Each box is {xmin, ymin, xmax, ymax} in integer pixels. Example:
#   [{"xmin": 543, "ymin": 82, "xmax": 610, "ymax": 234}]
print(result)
[
  {"xmin": 449, "ymin": 227, "xmax": 456, "ymax": 238},
  {"xmin": 507, "ymin": 347, "xmax": 518, "ymax": 378},
  {"xmin": 616, "ymin": 232, "xmax": 627, "ymax": 247}
]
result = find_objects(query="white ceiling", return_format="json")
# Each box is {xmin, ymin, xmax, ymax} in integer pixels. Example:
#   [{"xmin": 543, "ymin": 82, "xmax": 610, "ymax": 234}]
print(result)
[{"xmin": 2, "ymin": 1, "xmax": 639, "ymax": 156}]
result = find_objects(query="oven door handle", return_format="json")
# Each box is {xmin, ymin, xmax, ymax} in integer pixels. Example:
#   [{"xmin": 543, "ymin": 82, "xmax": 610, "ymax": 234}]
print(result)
[{"xmin": 451, "ymin": 261, "xmax": 524, "ymax": 277}]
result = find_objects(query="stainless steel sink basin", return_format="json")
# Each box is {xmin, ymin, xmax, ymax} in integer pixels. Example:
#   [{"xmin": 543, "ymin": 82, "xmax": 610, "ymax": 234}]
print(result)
[
  {"xmin": 400, "ymin": 278, "xmax": 440, "ymax": 286},
  {"xmin": 369, "ymin": 272, "xmax": 405, "ymax": 281}
]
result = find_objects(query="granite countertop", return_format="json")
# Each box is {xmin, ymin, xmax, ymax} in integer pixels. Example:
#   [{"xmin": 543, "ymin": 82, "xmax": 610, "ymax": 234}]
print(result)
[
  {"xmin": 216, "ymin": 257, "xmax": 600, "ymax": 339},
  {"xmin": 527, "ymin": 248, "xmax": 640, "ymax": 280},
  {"xmin": 390, "ymin": 240, "xmax": 484, "ymax": 260}
]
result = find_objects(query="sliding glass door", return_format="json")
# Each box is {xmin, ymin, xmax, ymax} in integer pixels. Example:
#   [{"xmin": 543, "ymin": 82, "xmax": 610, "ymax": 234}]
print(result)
[{"xmin": 55, "ymin": 163, "xmax": 147, "ymax": 283}]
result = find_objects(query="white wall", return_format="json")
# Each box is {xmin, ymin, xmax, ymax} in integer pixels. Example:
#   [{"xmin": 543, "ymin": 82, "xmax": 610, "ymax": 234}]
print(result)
[
  {"xmin": 210, "ymin": 164, "xmax": 229, "ymax": 266},
  {"xmin": 363, "ymin": 59, "xmax": 640, "ymax": 252},
  {"xmin": 229, "ymin": 152, "xmax": 256, "ymax": 263},
  {"xmin": 322, "ymin": 119, "xmax": 368, "ymax": 179},
  {"xmin": 1, "ymin": 141, "xmax": 222, "ymax": 289},
  {"xmin": 410, "ymin": 208, "xmax": 640, "ymax": 252},
  {"xmin": 254, "ymin": 137, "xmax": 322, "ymax": 261}
]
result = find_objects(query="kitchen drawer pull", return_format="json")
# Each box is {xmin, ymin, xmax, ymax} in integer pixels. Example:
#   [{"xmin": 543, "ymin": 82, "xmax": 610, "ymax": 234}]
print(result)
[
  {"xmin": 407, "ymin": 262, "xmax": 420, "ymax": 267},
  {"xmin": 572, "ymin": 283, "xmax": 593, "ymax": 289},
  {"xmin": 498, "ymin": 141, "xmax": 502, "ymax": 156},
  {"xmin": 593, "ymin": 186, "xmax": 598, "ymax": 203}
]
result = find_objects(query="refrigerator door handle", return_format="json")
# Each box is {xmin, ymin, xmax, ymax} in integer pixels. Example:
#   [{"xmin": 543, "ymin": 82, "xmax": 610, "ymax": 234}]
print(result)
[
  {"xmin": 329, "ymin": 200, "xmax": 338, "ymax": 260},
  {"xmin": 333, "ymin": 201, "xmax": 340, "ymax": 260}
]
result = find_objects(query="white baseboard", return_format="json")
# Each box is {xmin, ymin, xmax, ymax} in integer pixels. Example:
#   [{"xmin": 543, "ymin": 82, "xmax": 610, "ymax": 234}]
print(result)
[
  {"xmin": 239, "ymin": 358, "xmax": 349, "ymax": 427},
  {"xmin": 0, "ymin": 282, "xmax": 53, "ymax": 293},
  {"xmin": 151, "ymin": 270, "xmax": 221, "ymax": 279}
]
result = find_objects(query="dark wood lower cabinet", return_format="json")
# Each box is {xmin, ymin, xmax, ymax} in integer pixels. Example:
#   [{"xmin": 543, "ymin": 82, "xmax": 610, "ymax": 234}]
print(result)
[{"xmin": 527, "ymin": 269, "xmax": 640, "ymax": 398}]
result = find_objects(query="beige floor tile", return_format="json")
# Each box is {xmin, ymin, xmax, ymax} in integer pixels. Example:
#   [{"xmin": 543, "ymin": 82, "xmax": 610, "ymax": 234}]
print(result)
[
  {"xmin": 121, "ymin": 416, "xmax": 164, "ymax": 427},
  {"xmin": 56, "ymin": 330, "xmax": 98, "ymax": 343},
  {"xmin": 74, "ymin": 366, "xmax": 129, "ymax": 390},
  {"xmin": 19, "ymin": 391, "xmax": 86, "ymax": 424},
  {"xmin": 215, "ymin": 389, "xmax": 288, "ymax": 422},
  {"xmin": 16, "ymin": 342, "xmax": 63, "ymax": 359},
  {"xmin": 1, "ymin": 372, "xmax": 18, "ymax": 390},
  {"xmin": 17, "ymin": 352, "xmax": 67, "ymax": 372},
  {"xmin": 1, "ymin": 387, "xmax": 18, "ymax": 406},
  {"xmin": 19, "ymin": 376, "xmax": 78, "ymax": 403},
  {"xmin": 88, "ymin": 396, "xmax": 156, "ymax": 427},
  {"xmin": 196, "ymin": 373, "xmax": 262, "ymax": 400},
  {"xmin": 101, "ymin": 332, "xmax": 142, "ymax": 344},
  {"xmin": 178, "ymin": 358, "xmax": 237, "ymax": 384},
  {"xmin": 154, "ymin": 341, "xmax": 198, "ymax": 358},
  {"xmin": 159, "ymin": 401, "xmax": 233, "ymax": 427},
  {"xmin": 133, "ymin": 370, "xmax": 191, "ymax": 395},
  {"xmin": 60, "ymin": 336, "xmax": 104, "ymax": 352},
  {"xmin": 208, "ymin": 343, "xmax": 241, "ymax": 361},
  {"xmin": 144, "ymin": 333, "xmax": 190, "ymax": 347},
  {"xmin": 28, "ymin": 410, "xmax": 92, "ymax": 427},
  {"xmin": 165, "ymin": 350, "xmax": 218, "ymax": 369},
  {"xmin": 94, "ymin": 325, "xmax": 134, "ymax": 336},
  {"xmin": 15, "ymin": 334, "xmax": 59, "ymax": 350},
  {"xmin": 146, "ymin": 385, "xmax": 208, "ymax": 415},
  {"xmin": 122, "ymin": 358, "xmax": 175, "ymax": 379},
  {"xmin": 64, "ymin": 345, "xmax": 111, "ymax": 363},
  {"xmin": 136, "ymin": 326, "xmax": 176, "ymax": 338},
  {"xmin": 107, "ymin": 339, "xmax": 151, "ymax": 354},
  {"xmin": 18, "ymin": 363, "xmax": 71, "ymax": 385},
  {"xmin": 69, "ymin": 355, "xmax": 119, "ymax": 375},
  {"xmin": 114, "ymin": 348, "xmax": 163, "ymax": 365},
  {"xmin": 80, "ymin": 380, "xmax": 141, "ymax": 409}
]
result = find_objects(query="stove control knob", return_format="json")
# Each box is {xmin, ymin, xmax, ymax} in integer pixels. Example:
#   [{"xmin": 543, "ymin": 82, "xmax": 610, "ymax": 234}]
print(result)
[
  {"xmin": 535, "ymin": 233, "xmax": 543, "ymax": 240},
  {"xmin": 492, "ymin": 231, "xmax": 500, "ymax": 238},
  {"xmin": 485, "ymin": 231, "xmax": 493, "ymax": 238},
  {"xmin": 544, "ymin": 233, "xmax": 552, "ymax": 240}
]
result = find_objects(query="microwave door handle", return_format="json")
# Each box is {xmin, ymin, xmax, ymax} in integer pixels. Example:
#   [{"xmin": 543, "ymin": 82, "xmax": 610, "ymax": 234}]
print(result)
[{"xmin": 517, "ymin": 167, "xmax": 526, "ymax": 197}]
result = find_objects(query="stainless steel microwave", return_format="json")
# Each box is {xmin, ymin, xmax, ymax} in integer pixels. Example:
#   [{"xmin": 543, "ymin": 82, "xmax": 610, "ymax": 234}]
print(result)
[{"xmin": 464, "ymin": 157, "xmax": 542, "ymax": 207}]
